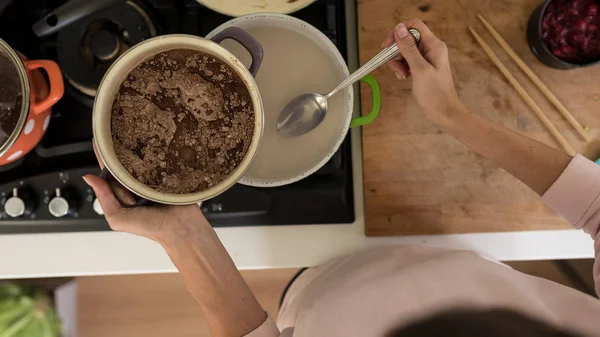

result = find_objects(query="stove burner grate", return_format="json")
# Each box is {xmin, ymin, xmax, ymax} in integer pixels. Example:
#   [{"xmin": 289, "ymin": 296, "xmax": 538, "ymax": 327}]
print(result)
[{"xmin": 57, "ymin": 0, "xmax": 157, "ymax": 98}]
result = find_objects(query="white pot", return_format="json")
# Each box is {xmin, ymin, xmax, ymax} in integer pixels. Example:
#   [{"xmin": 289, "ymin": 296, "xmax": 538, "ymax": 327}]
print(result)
[
  {"xmin": 207, "ymin": 14, "xmax": 380, "ymax": 187},
  {"xmin": 93, "ymin": 31, "xmax": 265, "ymax": 205}
]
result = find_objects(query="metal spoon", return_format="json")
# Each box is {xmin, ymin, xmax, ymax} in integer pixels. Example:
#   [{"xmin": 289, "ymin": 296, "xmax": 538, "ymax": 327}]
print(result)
[{"xmin": 276, "ymin": 28, "xmax": 421, "ymax": 137}]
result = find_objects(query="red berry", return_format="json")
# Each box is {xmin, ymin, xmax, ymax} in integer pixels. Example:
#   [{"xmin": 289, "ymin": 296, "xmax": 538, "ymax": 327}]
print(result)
[
  {"xmin": 561, "ymin": 45, "xmax": 575, "ymax": 54},
  {"xmin": 569, "ymin": 7, "xmax": 581, "ymax": 16},
  {"xmin": 587, "ymin": 3, "xmax": 599, "ymax": 16},
  {"xmin": 576, "ymin": 19, "xmax": 588, "ymax": 30},
  {"xmin": 559, "ymin": 27, "xmax": 569, "ymax": 36},
  {"xmin": 551, "ymin": 47, "xmax": 563, "ymax": 56}
]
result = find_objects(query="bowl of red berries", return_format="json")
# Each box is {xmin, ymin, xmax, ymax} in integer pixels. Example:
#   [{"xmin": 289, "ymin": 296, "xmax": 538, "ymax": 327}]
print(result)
[{"xmin": 527, "ymin": 0, "xmax": 600, "ymax": 69}]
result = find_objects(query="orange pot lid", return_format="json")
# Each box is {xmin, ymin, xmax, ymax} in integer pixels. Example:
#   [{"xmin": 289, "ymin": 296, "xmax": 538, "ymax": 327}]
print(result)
[{"xmin": 0, "ymin": 38, "xmax": 28, "ymax": 155}]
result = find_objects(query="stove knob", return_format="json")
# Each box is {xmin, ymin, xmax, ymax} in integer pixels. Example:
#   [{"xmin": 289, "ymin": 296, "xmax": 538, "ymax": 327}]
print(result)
[
  {"xmin": 93, "ymin": 198, "xmax": 104, "ymax": 216},
  {"xmin": 48, "ymin": 188, "xmax": 78, "ymax": 218},
  {"xmin": 4, "ymin": 188, "xmax": 34, "ymax": 218}
]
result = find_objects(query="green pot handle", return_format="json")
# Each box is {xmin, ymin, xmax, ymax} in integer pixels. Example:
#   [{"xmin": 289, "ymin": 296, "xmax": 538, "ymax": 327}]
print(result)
[{"xmin": 349, "ymin": 74, "xmax": 381, "ymax": 128}]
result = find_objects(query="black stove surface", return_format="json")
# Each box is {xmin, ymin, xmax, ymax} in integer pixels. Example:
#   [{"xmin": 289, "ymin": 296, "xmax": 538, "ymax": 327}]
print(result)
[{"xmin": 0, "ymin": 0, "xmax": 355, "ymax": 233}]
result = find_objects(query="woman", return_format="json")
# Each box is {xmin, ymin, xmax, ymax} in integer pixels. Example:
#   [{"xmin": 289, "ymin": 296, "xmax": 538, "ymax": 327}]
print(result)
[{"xmin": 83, "ymin": 19, "xmax": 600, "ymax": 337}]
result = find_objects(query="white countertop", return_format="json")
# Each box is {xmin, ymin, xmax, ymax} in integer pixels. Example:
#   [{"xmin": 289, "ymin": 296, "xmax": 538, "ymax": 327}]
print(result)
[{"xmin": 0, "ymin": 127, "xmax": 594, "ymax": 279}]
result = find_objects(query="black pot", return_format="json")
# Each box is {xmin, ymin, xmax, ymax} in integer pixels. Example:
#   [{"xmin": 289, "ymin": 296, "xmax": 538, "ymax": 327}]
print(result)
[{"xmin": 527, "ymin": 0, "xmax": 600, "ymax": 69}]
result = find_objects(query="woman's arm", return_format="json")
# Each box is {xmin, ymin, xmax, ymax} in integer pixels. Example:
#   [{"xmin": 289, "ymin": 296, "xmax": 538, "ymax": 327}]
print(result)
[
  {"xmin": 440, "ymin": 107, "xmax": 571, "ymax": 195},
  {"xmin": 539, "ymin": 155, "xmax": 600, "ymax": 294},
  {"xmin": 159, "ymin": 209, "xmax": 267, "ymax": 337},
  {"xmin": 386, "ymin": 19, "xmax": 600, "ymax": 293},
  {"xmin": 384, "ymin": 20, "xmax": 572, "ymax": 195},
  {"xmin": 83, "ymin": 173, "xmax": 276, "ymax": 337}
]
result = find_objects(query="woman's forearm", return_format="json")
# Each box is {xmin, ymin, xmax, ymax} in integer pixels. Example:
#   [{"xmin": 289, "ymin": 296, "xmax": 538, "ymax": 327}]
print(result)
[
  {"xmin": 160, "ymin": 212, "xmax": 266, "ymax": 337},
  {"xmin": 383, "ymin": 20, "xmax": 572, "ymax": 195},
  {"xmin": 438, "ymin": 105, "xmax": 572, "ymax": 195}
]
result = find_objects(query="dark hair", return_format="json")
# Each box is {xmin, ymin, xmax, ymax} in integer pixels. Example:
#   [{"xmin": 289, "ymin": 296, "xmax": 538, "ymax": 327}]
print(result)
[{"xmin": 386, "ymin": 309, "xmax": 582, "ymax": 337}]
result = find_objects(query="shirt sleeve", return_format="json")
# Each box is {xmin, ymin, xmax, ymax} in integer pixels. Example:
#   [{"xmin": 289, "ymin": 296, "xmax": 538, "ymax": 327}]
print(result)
[
  {"xmin": 244, "ymin": 316, "xmax": 280, "ymax": 337},
  {"xmin": 542, "ymin": 154, "xmax": 600, "ymax": 295}
]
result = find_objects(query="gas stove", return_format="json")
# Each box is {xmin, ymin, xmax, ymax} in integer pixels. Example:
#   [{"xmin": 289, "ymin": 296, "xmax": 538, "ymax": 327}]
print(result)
[{"xmin": 0, "ymin": 0, "xmax": 355, "ymax": 233}]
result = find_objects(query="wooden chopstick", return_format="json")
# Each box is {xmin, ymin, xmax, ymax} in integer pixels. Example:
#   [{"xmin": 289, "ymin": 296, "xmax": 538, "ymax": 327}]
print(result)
[
  {"xmin": 477, "ymin": 14, "xmax": 591, "ymax": 142},
  {"xmin": 468, "ymin": 27, "xmax": 576, "ymax": 156}
]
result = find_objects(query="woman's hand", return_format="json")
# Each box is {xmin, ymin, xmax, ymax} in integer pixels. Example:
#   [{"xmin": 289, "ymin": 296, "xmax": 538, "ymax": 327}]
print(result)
[
  {"xmin": 382, "ymin": 19, "xmax": 464, "ymax": 123},
  {"xmin": 82, "ymin": 145, "xmax": 206, "ymax": 245}
]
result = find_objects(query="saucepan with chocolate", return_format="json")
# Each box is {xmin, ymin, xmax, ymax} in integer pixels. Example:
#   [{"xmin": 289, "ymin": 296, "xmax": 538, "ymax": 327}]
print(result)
[{"xmin": 93, "ymin": 29, "xmax": 264, "ymax": 205}]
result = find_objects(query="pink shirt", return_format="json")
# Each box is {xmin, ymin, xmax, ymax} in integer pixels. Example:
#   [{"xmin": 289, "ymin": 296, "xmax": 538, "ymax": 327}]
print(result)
[{"xmin": 248, "ymin": 154, "xmax": 600, "ymax": 337}]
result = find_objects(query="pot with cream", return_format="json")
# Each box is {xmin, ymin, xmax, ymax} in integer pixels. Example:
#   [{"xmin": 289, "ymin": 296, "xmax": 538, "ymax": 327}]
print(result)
[{"xmin": 206, "ymin": 13, "xmax": 381, "ymax": 187}]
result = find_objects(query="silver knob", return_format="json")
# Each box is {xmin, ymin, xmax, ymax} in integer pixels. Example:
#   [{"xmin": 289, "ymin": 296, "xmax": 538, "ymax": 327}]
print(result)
[
  {"xmin": 5, "ymin": 188, "xmax": 26, "ymax": 218},
  {"xmin": 93, "ymin": 198, "xmax": 104, "ymax": 215},
  {"xmin": 48, "ymin": 188, "xmax": 71, "ymax": 218}
]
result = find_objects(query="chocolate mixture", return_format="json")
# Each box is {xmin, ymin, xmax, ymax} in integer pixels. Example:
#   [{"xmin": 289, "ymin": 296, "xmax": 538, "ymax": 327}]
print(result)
[
  {"xmin": 0, "ymin": 54, "xmax": 22, "ymax": 147},
  {"xmin": 111, "ymin": 49, "xmax": 254, "ymax": 194}
]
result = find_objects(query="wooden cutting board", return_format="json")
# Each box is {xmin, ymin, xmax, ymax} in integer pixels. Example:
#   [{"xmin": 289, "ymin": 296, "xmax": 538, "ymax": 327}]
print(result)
[{"xmin": 358, "ymin": 0, "xmax": 600, "ymax": 236}]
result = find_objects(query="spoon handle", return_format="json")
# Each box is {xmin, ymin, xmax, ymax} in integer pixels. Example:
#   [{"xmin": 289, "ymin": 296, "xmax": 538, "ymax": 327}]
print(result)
[{"xmin": 327, "ymin": 28, "xmax": 421, "ymax": 98}]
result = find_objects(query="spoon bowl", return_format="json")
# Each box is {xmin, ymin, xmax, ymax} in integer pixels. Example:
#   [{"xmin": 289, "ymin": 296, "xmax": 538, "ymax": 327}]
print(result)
[{"xmin": 276, "ymin": 93, "xmax": 328, "ymax": 137}]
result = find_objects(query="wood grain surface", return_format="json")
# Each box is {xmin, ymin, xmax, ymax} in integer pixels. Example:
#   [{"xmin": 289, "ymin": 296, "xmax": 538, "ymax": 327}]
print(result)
[
  {"xmin": 358, "ymin": 0, "xmax": 600, "ymax": 236},
  {"xmin": 76, "ymin": 262, "xmax": 593, "ymax": 335},
  {"xmin": 78, "ymin": 269, "xmax": 299, "ymax": 337}
]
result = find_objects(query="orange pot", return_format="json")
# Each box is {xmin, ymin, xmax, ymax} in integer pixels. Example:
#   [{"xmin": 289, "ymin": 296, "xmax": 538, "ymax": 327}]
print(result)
[{"xmin": 0, "ymin": 38, "xmax": 64, "ymax": 165}]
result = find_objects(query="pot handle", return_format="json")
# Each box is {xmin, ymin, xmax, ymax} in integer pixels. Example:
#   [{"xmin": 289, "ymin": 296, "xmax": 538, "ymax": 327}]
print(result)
[
  {"xmin": 350, "ymin": 75, "xmax": 381, "ymax": 127},
  {"xmin": 210, "ymin": 27, "xmax": 264, "ymax": 77},
  {"xmin": 100, "ymin": 168, "xmax": 150, "ymax": 208},
  {"xmin": 24, "ymin": 60, "xmax": 64, "ymax": 115}
]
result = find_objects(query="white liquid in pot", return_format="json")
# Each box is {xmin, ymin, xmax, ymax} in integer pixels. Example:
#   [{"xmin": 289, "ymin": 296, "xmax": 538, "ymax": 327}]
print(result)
[{"xmin": 220, "ymin": 26, "xmax": 348, "ymax": 183}]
